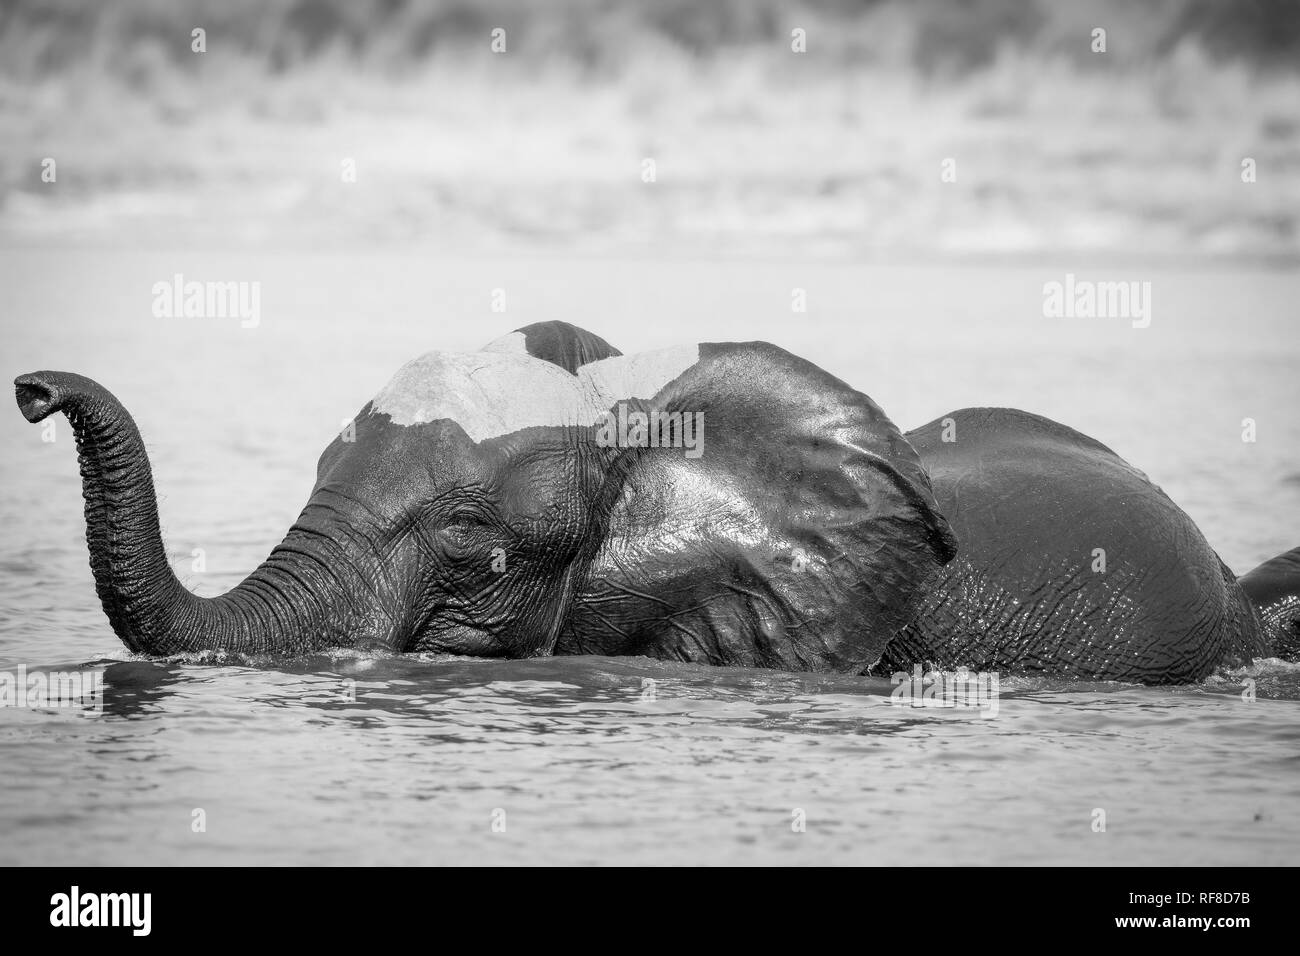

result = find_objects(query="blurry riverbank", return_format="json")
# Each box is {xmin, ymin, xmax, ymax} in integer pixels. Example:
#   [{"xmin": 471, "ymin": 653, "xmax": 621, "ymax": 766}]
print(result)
[{"xmin": 2, "ymin": 0, "xmax": 1299, "ymax": 262}]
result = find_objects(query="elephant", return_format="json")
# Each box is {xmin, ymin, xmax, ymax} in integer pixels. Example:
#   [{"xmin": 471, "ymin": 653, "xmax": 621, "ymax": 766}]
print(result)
[{"xmin": 14, "ymin": 320, "xmax": 1299, "ymax": 684}]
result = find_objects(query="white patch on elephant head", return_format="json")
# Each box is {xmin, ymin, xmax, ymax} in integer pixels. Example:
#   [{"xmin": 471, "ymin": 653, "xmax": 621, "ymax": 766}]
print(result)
[
  {"xmin": 370, "ymin": 344, "xmax": 702, "ymax": 442},
  {"xmin": 576, "ymin": 345, "xmax": 700, "ymax": 408},
  {"xmin": 371, "ymin": 351, "xmax": 587, "ymax": 439},
  {"xmin": 480, "ymin": 330, "xmax": 528, "ymax": 356}
]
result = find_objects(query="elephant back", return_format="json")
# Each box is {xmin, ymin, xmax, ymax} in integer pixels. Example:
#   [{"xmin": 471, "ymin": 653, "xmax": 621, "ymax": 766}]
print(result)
[{"xmin": 880, "ymin": 407, "xmax": 1265, "ymax": 683}]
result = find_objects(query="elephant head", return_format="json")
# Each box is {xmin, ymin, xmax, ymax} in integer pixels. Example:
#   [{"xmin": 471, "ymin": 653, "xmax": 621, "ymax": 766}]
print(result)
[{"xmin": 15, "ymin": 321, "xmax": 956, "ymax": 670}]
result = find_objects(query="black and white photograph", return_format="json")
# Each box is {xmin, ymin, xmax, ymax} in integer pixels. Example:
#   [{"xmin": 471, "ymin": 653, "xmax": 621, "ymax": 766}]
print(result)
[{"xmin": 1, "ymin": 0, "xmax": 1297, "ymax": 897}]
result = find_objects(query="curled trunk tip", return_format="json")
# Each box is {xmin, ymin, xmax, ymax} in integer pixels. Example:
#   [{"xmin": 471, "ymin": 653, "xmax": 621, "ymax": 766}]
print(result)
[{"xmin": 16, "ymin": 371, "xmax": 78, "ymax": 423}]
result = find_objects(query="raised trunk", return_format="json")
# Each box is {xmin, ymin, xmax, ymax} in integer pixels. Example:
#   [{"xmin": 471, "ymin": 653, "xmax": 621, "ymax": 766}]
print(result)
[{"xmin": 15, "ymin": 371, "xmax": 371, "ymax": 656}]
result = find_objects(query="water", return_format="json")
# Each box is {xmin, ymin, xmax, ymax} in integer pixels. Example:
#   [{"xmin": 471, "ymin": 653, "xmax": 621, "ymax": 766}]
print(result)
[{"xmin": 2, "ymin": 249, "xmax": 1298, "ymax": 864}]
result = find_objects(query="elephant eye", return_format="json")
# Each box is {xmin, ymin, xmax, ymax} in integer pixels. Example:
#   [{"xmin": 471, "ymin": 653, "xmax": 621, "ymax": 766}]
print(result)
[{"xmin": 445, "ymin": 510, "xmax": 487, "ymax": 532}]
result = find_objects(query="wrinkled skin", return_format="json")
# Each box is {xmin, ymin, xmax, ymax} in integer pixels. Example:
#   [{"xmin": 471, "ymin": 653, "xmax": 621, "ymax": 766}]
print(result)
[
  {"xmin": 875, "ymin": 409, "xmax": 1267, "ymax": 683},
  {"xmin": 1238, "ymin": 546, "xmax": 1300, "ymax": 661},
  {"xmin": 14, "ymin": 321, "xmax": 1300, "ymax": 683}
]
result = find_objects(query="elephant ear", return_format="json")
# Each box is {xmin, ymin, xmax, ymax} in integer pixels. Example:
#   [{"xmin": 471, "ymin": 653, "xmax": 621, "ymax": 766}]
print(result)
[
  {"xmin": 483, "ymin": 321, "xmax": 622, "ymax": 373},
  {"xmin": 558, "ymin": 341, "xmax": 958, "ymax": 673}
]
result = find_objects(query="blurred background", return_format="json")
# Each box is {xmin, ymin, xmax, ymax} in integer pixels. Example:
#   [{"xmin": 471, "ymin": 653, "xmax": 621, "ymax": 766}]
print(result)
[{"xmin": 2, "ymin": 0, "xmax": 1299, "ymax": 260}]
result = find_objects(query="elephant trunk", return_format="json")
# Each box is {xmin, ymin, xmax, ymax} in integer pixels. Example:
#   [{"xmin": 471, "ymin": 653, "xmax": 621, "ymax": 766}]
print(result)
[{"xmin": 15, "ymin": 371, "xmax": 376, "ymax": 655}]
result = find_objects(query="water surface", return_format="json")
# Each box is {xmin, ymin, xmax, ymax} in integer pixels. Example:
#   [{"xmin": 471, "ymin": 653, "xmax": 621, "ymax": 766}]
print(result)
[{"xmin": 1, "ymin": 250, "xmax": 1297, "ymax": 864}]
